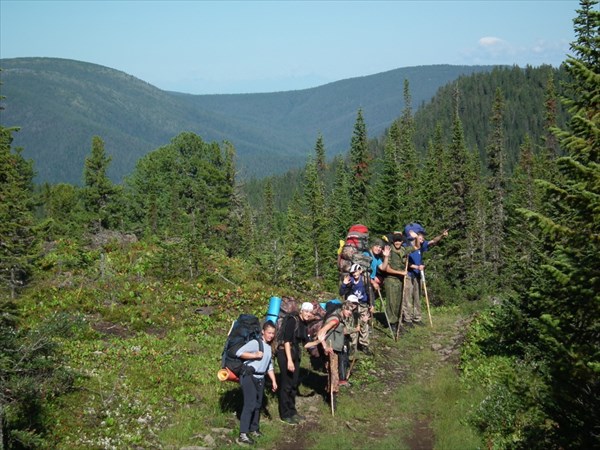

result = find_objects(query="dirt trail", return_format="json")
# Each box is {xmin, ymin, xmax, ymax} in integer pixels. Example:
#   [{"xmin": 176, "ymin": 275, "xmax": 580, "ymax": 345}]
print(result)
[{"xmin": 271, "ymin": 314, "xmax": 471, "ymax": 449}]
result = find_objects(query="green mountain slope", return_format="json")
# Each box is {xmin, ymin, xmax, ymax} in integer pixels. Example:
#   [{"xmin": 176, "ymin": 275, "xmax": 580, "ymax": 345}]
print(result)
[{"xmin": 0, "ymin": 57, "xmax": 493, "ymax": 184}]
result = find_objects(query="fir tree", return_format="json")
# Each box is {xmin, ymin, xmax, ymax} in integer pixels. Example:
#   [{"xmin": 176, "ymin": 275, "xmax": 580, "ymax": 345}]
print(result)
[
  {"xmin": 315, "ymin": 133, "xmax": 327, "ymax": 174},
  {"xmin": 441, "ymin": 87, "xmax": 473, "ymax": 284},
  {"xmin": 484, "ymin": 88, "xmax": 508, "ymax": 279},
  {"xmin": 348, "ymin": 109, "xmax": 371, "ymax": 223},
  {"xmin": 82, "ymin": 136, "xmax": 116, "ymax": 231},
  {"xmin": 0, "ymin": 126, "xmax": 37, "ymax": 299},
  {"xmin": 329, "ymin": 156, "xmax": 353, "ymax": 239},
  {"xmin": 303, "ymin": 157, "xmax": 329, "ymax": 279},
  {"xmin": 395, "ymin": 79, "xmax": 419, "ymax": 225},
  {"xmin": 369, "ymin": 122, "xmax": 402, "ymax": 235}
]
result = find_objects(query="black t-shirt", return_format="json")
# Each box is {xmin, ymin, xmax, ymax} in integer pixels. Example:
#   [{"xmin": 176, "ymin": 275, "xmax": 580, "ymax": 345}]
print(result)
[{"xmin": 282, "ymin": 314, "xmax": 307, "ymax": 346}]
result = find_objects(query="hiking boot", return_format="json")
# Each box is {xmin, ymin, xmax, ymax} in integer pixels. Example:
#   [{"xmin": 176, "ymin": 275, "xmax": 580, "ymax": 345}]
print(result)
[
  {"xmin": 249, "ymin": 430, "xmax": 263, "ymax": 438},
  {"xmin": 237, "ymin": 433, "xmax": 255, "ymax": 445},
  {"xmin": 361, "ymin": 346, "xmax": 373, "ymax": 356},
  {"xmin": 339, "ymin": 380, "xmax": 352, "ymax": 387},
  {"xmin": 403, "ymin": 321, "xmax": 414, "ymax": 328},
  {"xmin": 390, "ymin": 323, "xmax": 398, "ymax": 334},
  {"xmin": 280, "ymin": 416, "xmax": 299, "ymax": 425},
  {"xmin": 292, "ymin": 414, "xmax": 306, "ymax": 422},
  {"xmin": 414, "ymin": 320, "xmax": 425, "ymax": 327}
]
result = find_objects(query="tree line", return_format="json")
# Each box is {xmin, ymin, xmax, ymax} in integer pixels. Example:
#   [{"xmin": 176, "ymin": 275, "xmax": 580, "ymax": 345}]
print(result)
[{"xmin": 1, "ymin": 1, "xmax": 598, "ymax": 447}]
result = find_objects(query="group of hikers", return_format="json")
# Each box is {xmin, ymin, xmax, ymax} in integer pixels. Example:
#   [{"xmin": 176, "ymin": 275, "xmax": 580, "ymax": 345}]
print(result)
[{"xmin": 232, "ymin": 223, "xmax": 448, "ymax": 446}]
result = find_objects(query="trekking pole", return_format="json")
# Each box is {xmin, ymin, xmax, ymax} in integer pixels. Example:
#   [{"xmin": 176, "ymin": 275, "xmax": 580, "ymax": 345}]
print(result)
[
  {"xmin": 377, "ymin": 289, "xmax": 396, "ymax": 340},
  {"xmin": 395, "ymin": 256, "xmax": 410, "ymax": 341},
  {"xmin": 421, "ymin": 269, "xmax": 433, "ymax": 327},
  {"xmin": 328, "ymin": 340, "xmax": 335, "ymax": 416}
]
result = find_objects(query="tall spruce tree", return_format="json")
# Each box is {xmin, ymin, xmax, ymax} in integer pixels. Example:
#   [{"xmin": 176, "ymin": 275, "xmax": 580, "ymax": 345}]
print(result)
[
  {"xmin": 395, "ymin": 79, "xmax": 419, "ymax": 225},
  {"xmin": 284, "ymin": 190, "xmax": 312, "ymax": 282},
  {"xmin": 484, "ymin": 88, "xmax": 508, "ymax": 279},
  {"xmin": 315, "ymin": 133, "xmax": 327, "ymax": 174},
  {"xmin": 369, "ymin": 122, "xmax": 402, "ymax": 235},
  {"xmin": 417, "ymin": 124, "xmax": 451, "ymax": 230},
  {"xmin": 303, "ymin": 156, "xmax": 329, "ymax": 279},
  {"xmin": 442, "ymin": 87, "xmax": 473, "ymax": 284},
  {"xmin": 503, "ymin": 135, "xmax": 541, "ymax": 290},
  {"xmin": 82, "ymin": 136, "xmax": 116, "ymax": 231},
  {"xmin": 0, "ymin": 126, "xmax": 37, "ymax": 299},
  {"xmin": 329, "ymin": 156, "xmax": 353, "ymax": 239},
  {"xmin": 348, "ymin": 109, "xmax": 370, "ymax": 223}
]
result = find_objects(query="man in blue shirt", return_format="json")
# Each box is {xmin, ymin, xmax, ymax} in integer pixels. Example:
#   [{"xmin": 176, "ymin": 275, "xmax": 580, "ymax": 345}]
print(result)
[{"xmin": 404, "ymin": 229, "xmax": 448, "ymax": 325}]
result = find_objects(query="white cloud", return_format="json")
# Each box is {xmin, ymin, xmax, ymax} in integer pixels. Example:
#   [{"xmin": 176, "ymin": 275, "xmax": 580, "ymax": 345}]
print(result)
[{"xmin": 479, "ymin": 36, "xmax": 506, "ymax": 47}]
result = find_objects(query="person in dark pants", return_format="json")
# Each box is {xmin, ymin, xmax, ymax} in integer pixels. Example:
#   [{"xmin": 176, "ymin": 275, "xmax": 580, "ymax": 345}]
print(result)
[
  {"xmin": 277, "ymin": 302, "xmax": 313, "ymax": 425},
  {"xmin": 236, "ymin": 321, "xmax": 278, "ymax": 445}
]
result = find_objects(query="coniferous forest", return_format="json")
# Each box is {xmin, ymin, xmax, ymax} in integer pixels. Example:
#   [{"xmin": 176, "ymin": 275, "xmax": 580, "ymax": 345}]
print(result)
[{"xmin": 1, "ymin": 2, "xmax": 598, "ymax": 449}]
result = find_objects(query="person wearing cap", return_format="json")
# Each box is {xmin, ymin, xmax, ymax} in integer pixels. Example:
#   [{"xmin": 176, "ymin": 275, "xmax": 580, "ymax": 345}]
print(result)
[
  {"xmin": 404, "ymin": 229, "xmax": 449, "ymax": 326},
  {"xmin": 339, "ymin": 263, "xmax": 373, "ymax": 355},
  {"xmin": 304, "ymin": 302, "xmax": 354, "ymax": 406},
  {"xmin": 384, "ymin": 230, "xmax": 417, "ymax": 334},
  {"xmin": 276, "ymin": 301, "xmax": 313, "ymax": 424}
]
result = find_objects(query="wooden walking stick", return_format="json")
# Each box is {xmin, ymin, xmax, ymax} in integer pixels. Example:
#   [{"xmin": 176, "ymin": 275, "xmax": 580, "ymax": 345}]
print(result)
[
  {"xmin": 395, "ymin": 255, "xmax": 410, "ymax": 341},
  {"xmin": 377, "ymin": 289, "xmax": 396, "ymax": 340},
  {"xmin": 328, "ymin": 340, "xmax": 335, "ymax": 416},
  {"xmin": 421, "ymin": 269, "xmax": 433, "ymax": 327}
]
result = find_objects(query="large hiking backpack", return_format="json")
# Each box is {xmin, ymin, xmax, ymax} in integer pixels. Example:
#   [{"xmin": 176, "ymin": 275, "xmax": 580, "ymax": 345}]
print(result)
[
  {"xmin": 221, "ymin": 314, "xmax": 263, "ymax": 378},
  {"xmin": 273, "ymin": 296, "xmax": 300, "ymax": 348},
  {"xmin": 338, "ymin": 224, "xmax": 370, "ymax": 274}
]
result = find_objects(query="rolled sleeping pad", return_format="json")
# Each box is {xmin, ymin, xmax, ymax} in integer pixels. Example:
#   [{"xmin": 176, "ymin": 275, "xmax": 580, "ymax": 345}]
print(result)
[
  {"xmin": 266, "ymin": 296, "xmax": 282, "ymax": 324},
  {"xmin": 217, "ymin": 367, "xmax": 239, "ymax": 383}
]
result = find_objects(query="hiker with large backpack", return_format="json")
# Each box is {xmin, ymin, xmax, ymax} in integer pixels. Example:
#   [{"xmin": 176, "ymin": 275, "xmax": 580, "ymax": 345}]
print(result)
[
  {"xmin": 403, "ymin": 227, "xmax": 449, "ymax": 326},
  {"xmin": 339, "ymin": 263, "xmax": 373, "ymax": 355},
  {"xmin": 276, "ymin": 302, "xmax": 314, "ymax": 425},
  {"xmin": 235, "ymin": 321, "xmax": 278, "ymax": 446},
  {"xmin": 305, "ymin": 301, "xmax": 355, "ymax": 413},
  {"xmin": 337, "ymin": 224, "xmax": 370, "ymax": 277}
]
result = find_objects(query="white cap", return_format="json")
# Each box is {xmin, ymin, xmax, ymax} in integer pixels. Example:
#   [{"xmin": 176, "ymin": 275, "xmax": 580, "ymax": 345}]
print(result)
[
  {"xmin": 300, "ymin": 302, "xmax": 314, "ymax": 312},
  {"xmin": 346, "ymin": 295, "xmax": 359, "ymax": 304},
  {"xmin": 349, "ymin": 263, "xmax": 362, "ymax": 273}
]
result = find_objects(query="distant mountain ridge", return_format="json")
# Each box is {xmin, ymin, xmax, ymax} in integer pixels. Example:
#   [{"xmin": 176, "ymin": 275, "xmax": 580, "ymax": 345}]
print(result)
[{"xmin": 0, "ymin": 57, "xmax": 495, "ymax": 184}]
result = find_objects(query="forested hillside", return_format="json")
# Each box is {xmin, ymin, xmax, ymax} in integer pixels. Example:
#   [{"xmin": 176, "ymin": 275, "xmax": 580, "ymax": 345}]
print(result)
[
  {"xmin": 0, "ymin": 58, "xmax": 492, "ymax": 184},
  {"xmin": 244, "ymin": 64, "xmax": 568, "ymax": 211},
  {"xmin": 0, "ymin": 2, "xmax": 597, "ymax": 449}
]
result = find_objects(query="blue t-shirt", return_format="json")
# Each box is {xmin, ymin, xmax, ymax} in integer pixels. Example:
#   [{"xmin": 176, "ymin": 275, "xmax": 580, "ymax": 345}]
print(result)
[
  {"xmin": 368, "ymin": 251, "xmax": 383, "ymax": 280},
  {"xmin": 341, "ymin": 275, "xmax": 369, "ymax": 304},
  {"xmin": 407, "ymin": 241, "xmax": 430, "ymax": 279}
]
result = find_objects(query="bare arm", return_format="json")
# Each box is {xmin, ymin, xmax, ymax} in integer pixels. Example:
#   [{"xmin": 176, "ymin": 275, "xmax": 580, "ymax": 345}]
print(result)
[
  {"xmin": 428, "ymin": 229, "xmax": 449, "ymax": 247},
  {"xmin": 268, "ymin": 369, "xmax": 278, "ymax": 391}
]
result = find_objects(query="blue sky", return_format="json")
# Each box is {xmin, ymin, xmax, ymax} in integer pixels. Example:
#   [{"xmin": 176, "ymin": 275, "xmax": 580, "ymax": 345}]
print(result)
[{"xmin": 0, "ymin": 0, "xmax": 581, "ymax": 95}]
